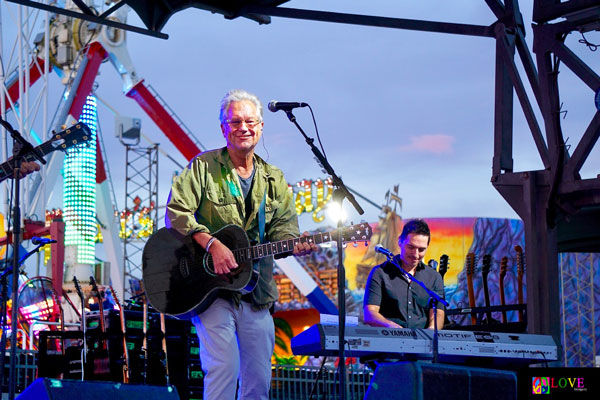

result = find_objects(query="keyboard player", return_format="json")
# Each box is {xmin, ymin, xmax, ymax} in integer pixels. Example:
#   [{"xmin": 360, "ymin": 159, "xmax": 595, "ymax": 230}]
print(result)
[{"xmin": 363, "ymin": 219, "xmax": 445, "ymax": 330}]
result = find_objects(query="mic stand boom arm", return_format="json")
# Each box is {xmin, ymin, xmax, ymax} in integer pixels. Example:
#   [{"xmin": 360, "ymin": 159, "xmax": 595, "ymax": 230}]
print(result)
[
  {"xmin": 0, "ymin": 116, "xmax": 46, "ymax": 400},
  {"xmin": 283, "ymin": 109, "xmax": 364, "ymax": 400},
  {"xmin": 284, "ymin": 110, "xmax": 364, "ymax": 216},
  {"xmin": 0, "ymin": 117, "xmax": 47, "ymax": 167},
  {"xmin": 384, "ymin": 254, "xmax": 449, "ymax": 363}
]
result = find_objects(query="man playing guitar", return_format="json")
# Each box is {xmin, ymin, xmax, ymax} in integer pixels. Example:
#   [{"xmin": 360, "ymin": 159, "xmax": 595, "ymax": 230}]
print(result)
[{"xmin": 165, "ymin": 89, "xmax": 316, "ymax": 400}]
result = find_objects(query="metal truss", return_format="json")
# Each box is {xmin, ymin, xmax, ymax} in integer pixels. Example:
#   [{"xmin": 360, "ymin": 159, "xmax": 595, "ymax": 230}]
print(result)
[
  {"xmin": 10, "ymin": 0, "xmax": 600, "ymax": 362},
  {"xmin": 123, "ymin": 144, "xmax": 158, "ymax": 299},
  {"xmin": 6, "ymin": 0, "xmax": 168, "ymax": 39},
  {"xmin": 484, "ymin": 0, "xmax": 600, "ymax": 348},
  {"xmin": 0, "ymin": 1, "xmax": 52, "ymax": 219}
]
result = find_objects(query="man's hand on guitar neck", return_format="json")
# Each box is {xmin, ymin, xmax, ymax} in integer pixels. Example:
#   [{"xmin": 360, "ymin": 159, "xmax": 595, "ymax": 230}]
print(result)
[
  {"xmin": 19, "ymin": 161, "xmax": 40, "ymax": 176},
  {"xmin": 4, "ymin": 160, "xmax": 40, "ymax": 180},
  {"xmin": 193, "ymin": 230, "xmax": 318, "ymax": 275},
  {"xmin": 293, "ymin": 231, "xmax": 318, "ymax": 257}
]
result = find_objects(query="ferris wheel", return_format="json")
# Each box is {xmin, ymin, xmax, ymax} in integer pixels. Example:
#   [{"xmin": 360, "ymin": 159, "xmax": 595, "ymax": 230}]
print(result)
[
  {"xmin": 1, "ymin": 1, "xmax": 340, "ymax": 324},
  {"xmin": 0, "ymin": 1, "xmax": 204, "ymax": 302}
]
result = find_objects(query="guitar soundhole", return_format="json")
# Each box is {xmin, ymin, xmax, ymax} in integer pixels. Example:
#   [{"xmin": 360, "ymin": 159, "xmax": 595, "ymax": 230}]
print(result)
[
  {"xmin": 179, "ymin": 257, "xmax": 190, "ymax": 278},
  {"xmin": 204, "ymin": 254, "xmax": 217, "ymax": 277}
]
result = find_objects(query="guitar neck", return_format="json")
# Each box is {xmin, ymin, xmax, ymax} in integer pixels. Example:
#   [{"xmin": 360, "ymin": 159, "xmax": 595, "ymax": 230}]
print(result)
[
  {"xmin": 482, "ymin": 276, "xmax": 491, "ymax": 307},
  {"xmin": 90, "ymin": 278, "xmax": 107, "ymax": 334},
  {"xmin": 96, "ymin": 295, "xmax": 106, "ymax": 333},
  {"xmin": 517, "ymin": 276, "xmax": 524, "ymax": 304},
  {"xmin": 465, "ymin": 253, "xmax": 477, "ymax": 325},
  {"xmin": 515, "ymin": 246, "xmax": 525, "ymax": 323},
  {"xmin": 482, "ymin": 273, "xmax": 493, "ymax": 322},
  {"xmin": 499, "ymin": 276, "xmax": 507, "ymax": 323},
  {"xmin": 0, "ymin": 141, "xmax": 54, "ymax": 181},
  {"xmin": 111, "ymin": 286, "xmax": 130, "ymax": 383},
  {"xmin": 466, "ymin": 275, "xmax": 476, "ymax": 316},
  {"xmin": 235, "ymin": 231, "xmax": 333, "ymax": 262},
  {"xmin": 438, "ymin": 255, "xmax": 449, "ymax": 296},
  {"xmin": 499, "ymin": 257, "xmax": 508, "ymax": 323},
  {"xmin": 517, "ymin": 275, "xmax": 524, "ymax": 323}
]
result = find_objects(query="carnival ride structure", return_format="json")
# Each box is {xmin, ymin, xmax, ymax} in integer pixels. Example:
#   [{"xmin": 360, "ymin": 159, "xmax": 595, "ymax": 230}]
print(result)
[{"xmin": 0, "ymin": 1, "xmax": 336, "ymax": 336}]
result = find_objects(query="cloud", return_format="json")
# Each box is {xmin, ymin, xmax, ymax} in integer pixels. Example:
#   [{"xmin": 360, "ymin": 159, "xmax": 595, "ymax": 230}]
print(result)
[{"xmin": 398, "ymin": 134, "xmax": 455, "ymax": 154}]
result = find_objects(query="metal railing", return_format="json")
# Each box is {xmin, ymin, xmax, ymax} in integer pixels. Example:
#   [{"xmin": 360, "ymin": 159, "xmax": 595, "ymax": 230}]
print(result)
[
  {"xmin": 1, "ymin": 349, "xmax": 37, "ymax": 395},
  {"xmin": 1, "ymin": 357, "xmax": 374, "ymax": 398},
  {"xmin": 271, "ymin": 364, "xmax": 373, "ymax": 400}
]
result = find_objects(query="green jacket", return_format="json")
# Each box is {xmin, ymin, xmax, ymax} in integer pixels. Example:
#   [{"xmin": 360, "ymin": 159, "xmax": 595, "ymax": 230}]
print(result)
[{"xmin": 166, "ymin": 147, "xmax": 300, "ymax": 306}]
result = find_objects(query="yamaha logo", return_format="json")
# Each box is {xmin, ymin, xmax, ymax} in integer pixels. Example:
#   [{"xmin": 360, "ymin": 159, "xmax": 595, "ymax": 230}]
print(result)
[{"xmin": 380, "ymin": 329, "xmax": 417, "ymax": 338}]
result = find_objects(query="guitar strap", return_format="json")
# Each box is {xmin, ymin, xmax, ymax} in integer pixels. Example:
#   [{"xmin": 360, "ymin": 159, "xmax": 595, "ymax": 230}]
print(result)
[{"xmin": 258, "ymin": 190, "xmax": 267, "ymax": 244}]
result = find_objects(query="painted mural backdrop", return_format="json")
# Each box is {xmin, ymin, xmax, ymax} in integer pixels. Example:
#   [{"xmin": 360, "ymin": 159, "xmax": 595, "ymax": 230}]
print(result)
[
  {"xmin": 276, "ymin": 217, "xmax": 599, "ymax": 367},
  {"xmin": 344, "ymin": 217, "xmax": 526, "ymax": 325}
]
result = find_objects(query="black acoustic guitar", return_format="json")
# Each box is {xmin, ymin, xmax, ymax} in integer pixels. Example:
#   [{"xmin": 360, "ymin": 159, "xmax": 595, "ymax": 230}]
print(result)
[
  {"xmin": 0, "ymin": 122, "xmax": 91, "ymax": 182},
  {"xmin": 142, "ymin": 223, "xmax": 372, "ymax": 319}
]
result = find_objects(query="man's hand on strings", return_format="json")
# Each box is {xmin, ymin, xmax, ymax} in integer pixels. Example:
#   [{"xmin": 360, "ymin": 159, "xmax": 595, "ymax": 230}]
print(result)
[{"xmin": 293, "ymin": 231, "xmax": 318, "ymax": 257}]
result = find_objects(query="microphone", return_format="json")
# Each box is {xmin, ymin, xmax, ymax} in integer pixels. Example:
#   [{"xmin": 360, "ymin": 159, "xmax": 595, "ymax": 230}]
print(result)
[
  {"xmin": 374, "ymin": 244, "xmax": 394, "ymax": 258},
  {"xmin": 267, "ymin": 100, "xmax": 308, "ymax": 112},
  {"xmin": 31, "ymin": 236, "xmax": 58, "ymax": 245}
]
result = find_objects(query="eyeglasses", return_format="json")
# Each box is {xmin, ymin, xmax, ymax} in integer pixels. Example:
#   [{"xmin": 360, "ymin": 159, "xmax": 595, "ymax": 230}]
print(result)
[{"xmin": 225, "ymin": 118, "xmax": 262, "ymax": 129}]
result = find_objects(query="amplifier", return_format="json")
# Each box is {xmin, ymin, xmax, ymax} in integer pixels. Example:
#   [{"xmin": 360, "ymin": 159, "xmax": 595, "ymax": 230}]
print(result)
[
  {"xmin": 85, "ymin": 309, "xmax": 190, "ymax": 336},
  {"xmin": 37, "ymin": 327, "xmax": 194, "ymax": 396}
]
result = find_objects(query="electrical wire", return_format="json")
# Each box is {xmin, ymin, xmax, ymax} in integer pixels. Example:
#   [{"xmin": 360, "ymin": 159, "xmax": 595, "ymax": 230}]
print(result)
[
  {"xmin": 306, "ymin": 105, "xmax": 327, "ymax": 160},
  {"xmin": 578, "ymin": 31, "xmax": 599, "ymax": 51}
]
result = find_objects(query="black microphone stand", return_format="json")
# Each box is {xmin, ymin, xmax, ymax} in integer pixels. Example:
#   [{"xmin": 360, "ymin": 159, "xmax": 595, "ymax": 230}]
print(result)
[
  {"xmin": 384, "ymin": 253, "xmax": 449, "ymax": 363},
  {"xmin": 0, "ymin": 243, "xmax": 45, "ymax": 392},
  {"xmin": 283, "ymin": 109, "xmax": 363, "ymax": 400},
  {"xmin": 0, "ymin": 117, "xmax": 46, "ymax": 400}
]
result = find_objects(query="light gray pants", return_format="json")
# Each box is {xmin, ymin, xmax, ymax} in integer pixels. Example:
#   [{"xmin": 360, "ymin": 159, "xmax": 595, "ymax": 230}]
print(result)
[{"xmin": 191, "ymin": 297, "xmax": 275, "ymax": 400}]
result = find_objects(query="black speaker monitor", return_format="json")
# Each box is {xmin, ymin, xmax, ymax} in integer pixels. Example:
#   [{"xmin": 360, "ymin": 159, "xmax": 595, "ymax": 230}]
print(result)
[
  {"xmin": 365, "ymin": 361, "xmax": 517, "ymax": 400},
  {"xmin": 18, "ymin": 378, "xmax": 180, "ymax": 400}
]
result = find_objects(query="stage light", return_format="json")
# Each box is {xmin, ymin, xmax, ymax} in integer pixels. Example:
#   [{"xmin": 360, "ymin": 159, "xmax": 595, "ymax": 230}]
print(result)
[{"xmin": 326, "ymin": 201, "xmax": 347, "ymax": 224}]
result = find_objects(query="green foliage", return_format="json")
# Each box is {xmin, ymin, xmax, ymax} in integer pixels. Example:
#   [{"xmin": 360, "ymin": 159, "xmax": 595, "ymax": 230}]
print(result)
[
  {"xmin": 273, "ymin": 354, "xmax": 300, "ymax": 366},
  {"xmin": 275, "ymin": 335, "xmax": 288, "ymax": 354},
  {"xmin": 273, "ymin": 317, "xmax": 294, "ymax": 339}
]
